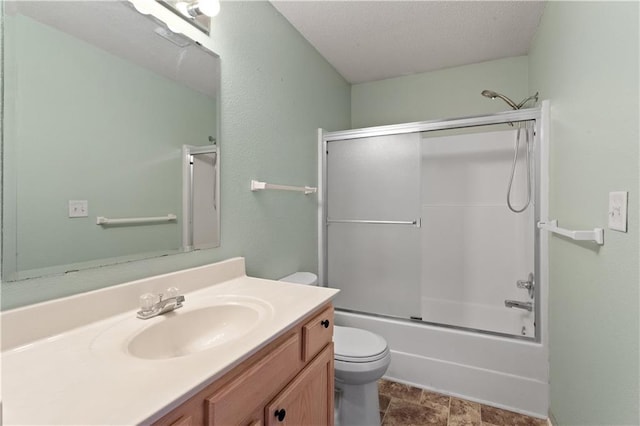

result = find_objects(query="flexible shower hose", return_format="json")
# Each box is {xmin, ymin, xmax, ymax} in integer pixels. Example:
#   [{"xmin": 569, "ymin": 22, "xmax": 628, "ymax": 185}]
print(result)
[{"xmin": 506, "ymin": 124, "xmax": 532, "ymax": 213}]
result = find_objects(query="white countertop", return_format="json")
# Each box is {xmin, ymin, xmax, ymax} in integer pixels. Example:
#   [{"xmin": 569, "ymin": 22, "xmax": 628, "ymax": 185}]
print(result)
[{"xmin": 1, "ymin": 258, "xmax": 338, "ymax": 425}]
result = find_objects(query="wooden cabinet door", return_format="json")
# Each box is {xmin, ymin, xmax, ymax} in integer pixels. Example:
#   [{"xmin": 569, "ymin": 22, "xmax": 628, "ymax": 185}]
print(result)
[
  {"xmin": 169, "ymin": 415, "xmax": 194, "ymax": 426},
  {"xmin": 265, "ymin": 344, "xmax": 334, "ymax": 426},
  {"xmin": 206, "ymin": 333, "xmax": 302, "ymax": 426}
]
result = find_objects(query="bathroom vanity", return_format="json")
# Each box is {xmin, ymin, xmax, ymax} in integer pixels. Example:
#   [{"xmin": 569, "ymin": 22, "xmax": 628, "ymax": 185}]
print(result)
[
  {"xmin": 1, "ymin": 258, "xmax": 338, "ymax": 425},
  {"xmin": 156, "ymin": 304, "xmax": 335, "ymax": 425}
]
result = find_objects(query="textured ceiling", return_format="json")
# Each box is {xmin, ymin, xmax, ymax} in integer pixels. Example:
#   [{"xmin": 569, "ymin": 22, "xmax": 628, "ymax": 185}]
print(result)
[{"xmin": 271, "ymin": 1, "xmax": 545, "ymax": 84}]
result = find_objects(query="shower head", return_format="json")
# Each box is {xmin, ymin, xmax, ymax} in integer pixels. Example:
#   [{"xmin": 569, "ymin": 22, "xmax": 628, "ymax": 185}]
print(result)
[
  {"xmin": 481, "ymin": 89, "xmax": 498, "ymax": 98},
  {"xmin": 481, "ymin": 90, "xmax": 519, "ymax": 110},
  {"xmin": 481, "ymin": 90, "xmax": 539, "ymax": 110}
]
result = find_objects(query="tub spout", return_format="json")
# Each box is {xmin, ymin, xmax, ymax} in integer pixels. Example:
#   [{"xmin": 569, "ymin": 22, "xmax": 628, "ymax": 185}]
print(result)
[{"xmin": 504, "ymin": 300, "xmax": 533, "ymax": 312}]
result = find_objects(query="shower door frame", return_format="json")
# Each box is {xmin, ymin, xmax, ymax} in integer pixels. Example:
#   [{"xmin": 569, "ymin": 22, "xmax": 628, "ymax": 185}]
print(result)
[{"xmin": 318, "ymin": 101, "xmax": 549, "ymax": 342}]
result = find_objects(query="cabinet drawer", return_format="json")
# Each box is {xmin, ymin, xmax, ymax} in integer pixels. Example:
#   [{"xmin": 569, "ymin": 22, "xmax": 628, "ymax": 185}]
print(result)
[
  {"xmin": 206, "ymin": 332, "xmax": 302, "ymax": 426},
  {"xmin": 302, "ymin": 305, "xmax": 333, "ymax": 362}
]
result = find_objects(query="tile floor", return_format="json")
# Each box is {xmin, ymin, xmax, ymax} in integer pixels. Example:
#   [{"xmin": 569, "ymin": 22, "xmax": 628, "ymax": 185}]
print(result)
[{"xmin": 378, "ymin": 379, "xmax": 547, "ymax": 426}]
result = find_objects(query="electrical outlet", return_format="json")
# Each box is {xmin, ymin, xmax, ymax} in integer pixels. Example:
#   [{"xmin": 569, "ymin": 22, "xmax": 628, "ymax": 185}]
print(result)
[
  {"xmin": 68, "ymin": 200, "xmax": 88, "ymax": 218},
  {"xmin": 608, "ymin": 191, "xmax": 628, "ymax": 232}
]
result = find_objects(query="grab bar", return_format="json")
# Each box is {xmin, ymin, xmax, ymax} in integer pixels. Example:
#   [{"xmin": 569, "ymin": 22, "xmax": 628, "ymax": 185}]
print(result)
[
  {"xmin": 250, "ymin": 179, "xmax": 317, "ymax": 195},
  {"xmin": 327, "ymin": 219, "xmax": 420, "ymax": 227},
  {"xmin": 537, "ymin": 220, "xmax": 604, "ymax": 245},
  {"xmin": 97, "ymin": 214, "xmax": 177, "ymax": 226}
]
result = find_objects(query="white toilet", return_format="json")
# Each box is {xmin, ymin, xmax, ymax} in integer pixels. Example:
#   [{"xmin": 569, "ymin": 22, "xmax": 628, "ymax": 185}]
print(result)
[{"xmin": 279, "ymin": 272, "xmax": 391, "ymax": 426}]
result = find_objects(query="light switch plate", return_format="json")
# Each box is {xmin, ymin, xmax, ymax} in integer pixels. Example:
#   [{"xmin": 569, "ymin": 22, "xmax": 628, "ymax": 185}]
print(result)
[
  {"xmin": 68, "ymin": 200, "xmax": 88, "ymax": 218},
  {"xmin": 608, "ymin": 191, "xmax": 628, "ymax": 232}
]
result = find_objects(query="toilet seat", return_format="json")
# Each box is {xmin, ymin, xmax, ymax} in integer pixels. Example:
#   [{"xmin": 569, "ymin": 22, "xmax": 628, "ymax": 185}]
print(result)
[{"xmin": 333, "ymin": 326, "xmax": 389, "ymax": 363}]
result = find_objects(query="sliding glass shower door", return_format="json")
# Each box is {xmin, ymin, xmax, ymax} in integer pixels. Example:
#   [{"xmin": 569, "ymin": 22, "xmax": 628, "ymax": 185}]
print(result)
[
  {"xmin": 327, "ymin": 133, "xmax": 422, "ymax": 319},
  {"xmin": 326, "ymin": 126, "xmax": 537, "ymax": 338}
]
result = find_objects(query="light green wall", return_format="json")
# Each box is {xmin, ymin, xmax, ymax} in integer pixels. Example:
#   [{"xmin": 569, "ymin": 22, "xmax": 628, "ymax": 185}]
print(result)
[
  {"xmin": 1, "ymin": 1, "xmax": 350, "ymax": 309},
  {"xmin": 3, "ymin": 14, "xmax": 216, "ymax": 279},
  {"xmin": 529, "ymin": 2, "xmax": 639, "ymax": 425},
  {"xmin": 351, "ymin": 56, "xmax": 529, "ymax": 128},
  {"xmin": 207, "ymin": 1, "xmax": 350, "ymax": 278}
]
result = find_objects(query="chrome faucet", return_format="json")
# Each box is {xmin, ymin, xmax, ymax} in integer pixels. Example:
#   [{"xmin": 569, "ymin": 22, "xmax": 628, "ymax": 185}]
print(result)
[
  {"xmin": 504, "ymin": 300, "xmax": 533, "ymax": 312},
  {"xmin": 137, "ymin": 287, "xmax": 185, "ymax": 319}
]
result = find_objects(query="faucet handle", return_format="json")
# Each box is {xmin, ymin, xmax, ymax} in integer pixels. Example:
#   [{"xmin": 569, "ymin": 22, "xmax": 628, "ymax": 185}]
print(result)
[
  {"xmin": 516, "ymin": 273, "xmax": 535, "ymax": 299},
  {"xmin": 166, "ymin": 287, "xmax": 180, "ymax": 298},
  {"xmin": 516, "ymin": 279, "xmax": 532, "ymax": 289},
  {"xmin": 139, "ymin": 293, "xmax": 157, "ymax": 312}
]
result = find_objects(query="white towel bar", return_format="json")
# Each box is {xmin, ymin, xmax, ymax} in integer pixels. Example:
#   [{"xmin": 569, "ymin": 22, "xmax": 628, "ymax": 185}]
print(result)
[
  {"xmin": 537, "ymin": 220, "xmax": 604, "ymax": 245},
  {"xmin": 250, "ymin": 180, "xmax": 317, "ymax": 195},
  {"xmin": 97, "ymin": 214, "xmax": 177, "ymax": 226}
]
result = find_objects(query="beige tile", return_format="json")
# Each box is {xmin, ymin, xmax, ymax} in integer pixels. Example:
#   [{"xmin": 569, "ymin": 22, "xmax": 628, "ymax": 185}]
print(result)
[
  {"xmin": 378, "ymin": 379, "xmax": 423, "ymax": 403},
  {"xmin": 449, "ymin": 397, "xmax": 481, "ymax": 426},
  {"xmin": 420, "ymin": 390, "xmax": 450, "ymax": 408},
  {"xmin": 380, "ymin": 393, "xmax": 392, "ymax": 412},
  {"xmin": 481, "ymin": 405, "xmax": 546, "ymax": 426},
  {"xmin": 451, "ymin": 398, "xmax": 480, "ymax": 415},
  {"xmin": 378, "ymin": 379, "xmax": 546, "ymax": 426},
  {"xmin": 382, "ymin": 398, "xmax": 448, "ymax": 426}
]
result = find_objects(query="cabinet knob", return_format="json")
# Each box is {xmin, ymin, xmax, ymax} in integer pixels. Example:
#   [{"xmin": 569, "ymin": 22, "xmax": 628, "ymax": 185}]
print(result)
[
  {"xmin": 321, "ymin": 319, "xmax": 330, "ymax": 328},
  {"xmin": 274, "ymin": 409, "xmax": 286, "ymax": 422}
]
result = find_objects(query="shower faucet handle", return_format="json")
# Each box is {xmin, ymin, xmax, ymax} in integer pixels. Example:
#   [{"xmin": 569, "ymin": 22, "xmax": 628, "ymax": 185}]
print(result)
[
  {"xmin": 516, "ymin": 273, "xmax": 535, "ymax": 298},
  {"xmin": 516, "ymin": 279, "xmax": 532, "ymax": 289}
]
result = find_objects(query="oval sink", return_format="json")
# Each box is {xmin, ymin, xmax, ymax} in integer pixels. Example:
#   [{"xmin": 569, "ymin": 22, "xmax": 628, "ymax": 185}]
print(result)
[{"xmin": 128, "ymin": 304, "xmax": 264, "ymax": 360}]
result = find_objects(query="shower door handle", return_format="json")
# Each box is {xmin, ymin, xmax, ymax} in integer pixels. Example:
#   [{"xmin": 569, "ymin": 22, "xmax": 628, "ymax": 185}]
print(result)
[{"xmin": 327, "ymin": 219, "xmax": 419, "ymax": 226}]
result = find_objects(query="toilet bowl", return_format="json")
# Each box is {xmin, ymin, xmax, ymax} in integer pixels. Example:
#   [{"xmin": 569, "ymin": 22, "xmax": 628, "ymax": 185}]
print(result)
[{"xmin": 279, "ymin": 272, "xmax": 391, "ymax": 426}]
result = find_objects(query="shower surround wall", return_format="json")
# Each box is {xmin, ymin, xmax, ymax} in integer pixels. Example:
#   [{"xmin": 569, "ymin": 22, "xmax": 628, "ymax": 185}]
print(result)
[{"xmin": 420, "ymin": 129, "xmax": 535, "ymax": 337}]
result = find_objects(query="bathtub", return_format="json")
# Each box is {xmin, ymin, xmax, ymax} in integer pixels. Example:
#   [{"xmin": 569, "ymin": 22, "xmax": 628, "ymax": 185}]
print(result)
[{"xmin": 335, "ymin": 309, "xmax": 549, "ymax": 418}]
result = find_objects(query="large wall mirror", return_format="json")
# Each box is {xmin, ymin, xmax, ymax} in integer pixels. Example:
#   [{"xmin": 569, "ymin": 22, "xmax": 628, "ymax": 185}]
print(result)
[{"xmin": 2, "ymin": 1, "xmax": 220, "ymax": 282}]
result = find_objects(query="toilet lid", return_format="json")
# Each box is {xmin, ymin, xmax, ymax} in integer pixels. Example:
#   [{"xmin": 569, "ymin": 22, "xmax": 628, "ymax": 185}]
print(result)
[{"xmin": 333, "ymin": 326, "xmax": 389, "ymax": 363}]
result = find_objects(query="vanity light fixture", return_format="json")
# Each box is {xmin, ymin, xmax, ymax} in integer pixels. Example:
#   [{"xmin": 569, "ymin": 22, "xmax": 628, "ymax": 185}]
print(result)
[{"xmin": 176, "ymin": 0, "xmax": 220, "ymax": 18}]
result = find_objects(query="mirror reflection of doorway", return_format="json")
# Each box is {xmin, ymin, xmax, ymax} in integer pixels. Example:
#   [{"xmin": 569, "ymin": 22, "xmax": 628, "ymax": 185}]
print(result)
[{"xmin": 183, "ymin": 145, "xmax": 219, "ymax": 251}]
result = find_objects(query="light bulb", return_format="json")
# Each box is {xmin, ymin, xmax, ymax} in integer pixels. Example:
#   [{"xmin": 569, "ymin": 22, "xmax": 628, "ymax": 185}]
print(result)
[{"xmin": 197, "ymin": 0, "xmax": 220, "ymax": 17}]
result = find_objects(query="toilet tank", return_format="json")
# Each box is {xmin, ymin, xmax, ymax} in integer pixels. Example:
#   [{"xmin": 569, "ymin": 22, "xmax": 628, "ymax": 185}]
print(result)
[{"xmin": 279, "ymin": 272, "xmax": 318, "ymax": 286}]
